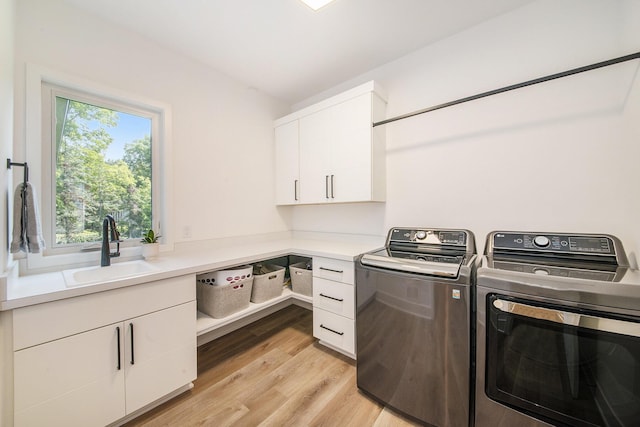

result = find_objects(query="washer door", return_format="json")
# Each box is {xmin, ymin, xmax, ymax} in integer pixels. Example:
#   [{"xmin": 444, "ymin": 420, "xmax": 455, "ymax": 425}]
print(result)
[{"xmin": 486, "ymin": 294, "xmax": 640, "ymax": 427}]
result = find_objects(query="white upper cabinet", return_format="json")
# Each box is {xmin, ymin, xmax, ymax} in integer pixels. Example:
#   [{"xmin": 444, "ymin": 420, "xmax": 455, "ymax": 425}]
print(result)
[{"xmin": 274, "ymin": 81, "xmax": 387, "ymax": 205}]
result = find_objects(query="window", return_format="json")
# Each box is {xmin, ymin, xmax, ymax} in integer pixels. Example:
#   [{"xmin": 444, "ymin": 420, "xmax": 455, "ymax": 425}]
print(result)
[{"xmin": 42, "ymin": 83, "xmax": 160, "ymax": 252}]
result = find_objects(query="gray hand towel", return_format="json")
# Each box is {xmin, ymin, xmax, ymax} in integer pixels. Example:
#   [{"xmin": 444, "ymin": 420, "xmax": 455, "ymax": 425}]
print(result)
[
  {"xmin": 10, "ymin": 183, "xmax": 25, "ymax": 254},
  {"xmin": 10, "ymin": 183, "xmax": 45, "ymax": 254}
]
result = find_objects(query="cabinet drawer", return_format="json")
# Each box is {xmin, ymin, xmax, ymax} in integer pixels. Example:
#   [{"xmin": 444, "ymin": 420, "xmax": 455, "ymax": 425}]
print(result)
[
  {"xmin": 13, "ymin": 274, "xmax": 196, "ymax": 350},
  {"xmin": 313, "ymin": 308, "xmax": 355, "ymax": 355},
  {"xmin": 312, "ymin": 257, "xmax": 354, "ymax": 284},
  {"xmin": 313, "ymin": 277, "xmax": 354, "ymax": 319}
]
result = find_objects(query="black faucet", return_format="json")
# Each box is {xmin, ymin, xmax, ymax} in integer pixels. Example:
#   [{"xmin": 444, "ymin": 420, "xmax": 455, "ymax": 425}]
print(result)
[{"xmin": 101, "ymin": 214, "xmax": 121, "ymax": 267}]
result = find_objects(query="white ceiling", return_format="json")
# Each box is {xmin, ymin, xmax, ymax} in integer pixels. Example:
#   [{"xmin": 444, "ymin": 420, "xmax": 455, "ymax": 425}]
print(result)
[{"xmin": 63, "ymin": 0, "xmax": 535, "ymax": 104}]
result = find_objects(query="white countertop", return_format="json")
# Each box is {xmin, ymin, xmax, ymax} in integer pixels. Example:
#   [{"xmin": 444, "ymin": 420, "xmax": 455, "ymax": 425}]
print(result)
[{"xmin": 1, "ymin": 233, "xmax": 383, "ymax": 311}]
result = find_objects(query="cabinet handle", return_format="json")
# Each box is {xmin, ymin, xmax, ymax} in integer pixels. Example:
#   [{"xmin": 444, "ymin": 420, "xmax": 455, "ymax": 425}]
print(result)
[
  {"xmin": 116, "ymin": 326, "xmax": 121, "ymax": 371},
  {"xmin": 294, "ymin": 179, "xmax": 298, "ymax": 201},
  {"xmin": 320, "ymin": 324, "xmax": 345, "ymax": 336},
  {"xmin": 330, "ymin": 175, "xmax": 335, "ymax": 199},
  {"xmin": 319, "ymin": 266, "xmax": 344, "ymax": 274},
  {"xmin": 129, "ymin": 323, "xmax": 135, "ymax": 365},
  {"xmin": 325, "ymin": 175, "xmax": 329, "ymax": 199},
  {"xmin": 320, "ymin": 293, "xmax": 344, "ymax": 302}
]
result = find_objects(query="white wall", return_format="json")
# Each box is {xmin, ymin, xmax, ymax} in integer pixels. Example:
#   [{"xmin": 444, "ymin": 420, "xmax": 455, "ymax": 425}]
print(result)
[
  {"xmin": 291, "ymin": 0, "xmax": 640, "ymax": 266},
  {"xmin": 1, "ymin": 0, "xmax": 15, "ymax": 274},
  {"xmin": 0, "ymin": 2, "xmax": 15, "ymax": 427},
  {"xmin": 13, "ymin": 0, "xmax": 291, "ymax": 259}
]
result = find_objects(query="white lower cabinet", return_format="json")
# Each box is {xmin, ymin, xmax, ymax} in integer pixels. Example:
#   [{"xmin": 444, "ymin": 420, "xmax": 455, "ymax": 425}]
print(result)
[
  {"xmin": 313, "ymin": 277, "xmax": 354, "ymax": 318},
  {"xmin": 14, "ymin": 323, "xmax": 125, "ymax": 427},
  {"xmin": 311, "ymin": 257, "xmax": 356, "ymax": 358},
  {"xmin": 12, "ymin": 276, "xmax": 197, "ymax": 427},
  {"xmin": 124, "ymin": 301, "xmax": 196, "ymax": 414},
  {"xmin": 313, "ymin": 307, "xmax": 355, "ymax": 356}
]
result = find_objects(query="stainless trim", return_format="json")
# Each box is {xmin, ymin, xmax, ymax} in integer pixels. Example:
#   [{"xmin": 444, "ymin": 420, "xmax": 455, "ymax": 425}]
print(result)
[
  {"xmin": 361, "ymin": 253, "xmax": 460, "ymax": 278},
  {"xmin": 492, "ymin": 298, "xmax": 640, "ymax": 338}
]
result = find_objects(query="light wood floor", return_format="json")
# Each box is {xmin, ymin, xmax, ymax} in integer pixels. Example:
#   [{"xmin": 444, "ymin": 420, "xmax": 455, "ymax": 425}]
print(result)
[{"xmin": 124, "ymin": 305, "xmax": 422, "ymax": 427}]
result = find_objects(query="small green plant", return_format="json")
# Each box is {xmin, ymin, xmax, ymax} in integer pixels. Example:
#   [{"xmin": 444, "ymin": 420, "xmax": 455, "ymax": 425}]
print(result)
[{"xmin": 141, "ymin": 229, "xmax": 161, "ymax": 244}]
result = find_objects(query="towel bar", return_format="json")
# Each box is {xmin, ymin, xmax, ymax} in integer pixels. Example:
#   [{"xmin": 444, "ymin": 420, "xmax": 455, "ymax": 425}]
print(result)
[{"xmin": 6, "ymin": 158, "xmax": 29, "ymax": 186}]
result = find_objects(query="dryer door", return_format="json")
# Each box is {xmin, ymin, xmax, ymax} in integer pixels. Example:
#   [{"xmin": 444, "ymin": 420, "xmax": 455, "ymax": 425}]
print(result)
[{"xmin": 485, "ymin": 294, "xmax": 640, "ymax": 427}]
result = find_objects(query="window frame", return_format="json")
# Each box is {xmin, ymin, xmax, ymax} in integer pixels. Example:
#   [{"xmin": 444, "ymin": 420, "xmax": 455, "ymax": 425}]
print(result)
[
  {"xmin": 42, "ymin": 83, "xmax": 159, "ymax": 254},
  {"xmin": 21, "ymin": 64, "xmax": 173, "ymax": 272}
]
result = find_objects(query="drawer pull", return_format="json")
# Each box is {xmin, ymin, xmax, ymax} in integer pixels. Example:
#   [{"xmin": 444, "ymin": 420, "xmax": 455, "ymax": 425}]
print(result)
[
  {"xmin": 320, "ymin": 324, "xmax": 344, "ymax": 336},
  {"xmin": 320, "ymin": 293, "xmax": 344, "ymax": 302},
  {"xmin": 319, "ymin": 266, "xmax": 344, "ymax": 274}
]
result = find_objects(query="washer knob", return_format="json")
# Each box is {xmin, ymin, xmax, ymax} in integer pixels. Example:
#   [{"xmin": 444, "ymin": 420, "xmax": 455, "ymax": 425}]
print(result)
[
  {"xmin": 533, "ymin": 235, "xmax": 550, "ymax": 248},
  {"xmin": 415, "ymin": 230, "xmax": 427, "ymax": 240}
]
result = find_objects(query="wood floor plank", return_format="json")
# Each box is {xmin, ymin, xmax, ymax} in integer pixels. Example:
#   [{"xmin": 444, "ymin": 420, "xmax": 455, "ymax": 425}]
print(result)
[
  {"xmin": 258, "ymin": 349, "xmax": 353, "ymax": 426},
  {"xmin": 131, "ymin": 349, "xmax": 290, "ymax": 427},
  {"xmin": 196, "ymin": 323, "xmax": 312, "ymax": 388},
  {"xmin": 308, "ymin": 371, "xmax": 382, "ymax": 427},
  {"xmin": 124, "ymin": 305, "xmax": 421, "ymax": 427}
]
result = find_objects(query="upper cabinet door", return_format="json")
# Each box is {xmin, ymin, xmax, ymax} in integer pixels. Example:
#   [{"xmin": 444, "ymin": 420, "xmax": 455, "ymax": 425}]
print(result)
[
  {"xmin": 299, "ymin": 107, "xmax": 333, "ymax": 204},
  {"xmin": 328, "ymin": 93, "xmax": 373, "ymax": 203},
  {"xmin": 274, "ymin": 120, "xmax": 300, "ymax": 205}
]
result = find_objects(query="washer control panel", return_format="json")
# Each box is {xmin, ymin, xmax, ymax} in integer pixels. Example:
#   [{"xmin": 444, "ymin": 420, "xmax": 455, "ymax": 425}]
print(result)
[
  {"xmin": 388, "ymin": 228, "xmax": 468, "ymax": 247},
  {"xmin": 492, "ymin": 232, "xmax": 615, "ymax": 255}
]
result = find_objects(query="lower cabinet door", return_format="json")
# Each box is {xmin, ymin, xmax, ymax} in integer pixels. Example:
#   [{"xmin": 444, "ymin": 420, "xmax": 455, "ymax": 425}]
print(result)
[
  {"xmin": 14, "ymin": 323, "xmax": 125, "ymax": 427},
  {"xmin": 313, "ymin": 307, "xmax": 355, "ymax": 356},
  {"xmin": 124, "ymin": 300, "xmax": 197, "ymax": 414}
]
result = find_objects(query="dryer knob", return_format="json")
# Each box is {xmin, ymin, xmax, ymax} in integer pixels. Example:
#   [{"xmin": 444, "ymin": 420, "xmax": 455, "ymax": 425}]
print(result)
[
  {"xmin": 415, "ymin": 231, "xmax": 427, "ymax": 240},
  {"xmin": 533, "ymin": 235, "xmax": 550, "ymax": 248}
]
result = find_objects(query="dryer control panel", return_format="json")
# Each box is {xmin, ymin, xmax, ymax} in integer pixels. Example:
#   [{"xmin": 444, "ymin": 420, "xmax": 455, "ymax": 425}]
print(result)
[
  {"xmin": 492, "ymin": 232, "xmax": 616, "ymax": 256},
  {"xmin": 486, "ymin": 231, "xmax": 630, "ymax": 280}
]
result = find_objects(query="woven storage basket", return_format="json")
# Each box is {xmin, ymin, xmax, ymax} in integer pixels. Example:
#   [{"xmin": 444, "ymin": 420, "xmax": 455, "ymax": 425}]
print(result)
[
  {"xmin": 197, "ymin": 276, "xmax": 253, "ymax": 319},
  {"xmin": 251, "ymin": 264, "xmax": 285, "ymax": 303},
  {"xmin": 289, "ymin": 261, "xmax": 313, "ymax": 297}
]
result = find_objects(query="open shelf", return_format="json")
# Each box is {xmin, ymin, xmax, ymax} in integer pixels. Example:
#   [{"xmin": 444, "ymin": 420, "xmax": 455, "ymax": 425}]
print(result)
[{"xmin": 196, "ymin": 287, "xmax": 312, "ymax": 338}]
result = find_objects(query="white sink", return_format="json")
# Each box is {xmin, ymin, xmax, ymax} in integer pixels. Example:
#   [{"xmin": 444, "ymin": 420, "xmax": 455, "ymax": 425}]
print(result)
[{"xmin": 63, "ymin": 260, "xmax": 159, "ymax": 288}]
